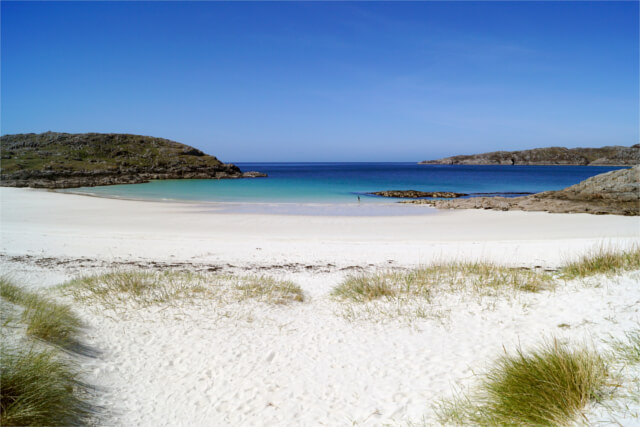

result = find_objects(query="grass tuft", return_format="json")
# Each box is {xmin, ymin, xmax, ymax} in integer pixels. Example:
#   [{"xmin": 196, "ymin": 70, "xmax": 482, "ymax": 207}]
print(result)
[
  {"xmin": 233, "ymin": 275, "xmax": 304, "ymax": 304},
  {"xmin": 560, "ymin": 246, "xmax": 640, "ymax": 279},
  {"xmin": 436, "ymin": 340, "xmax": 609, "ymax": 426},
  {"xmin": 60, "ymin": 270, "xmax": 200, "ymax": 309},
  {"xmin": 332, "ymin": 262, "xmax": 552, "ymax": 303},
  {"xmin": 0, "ymin": 277, "xmax": 82, "ymax": 349},
  {"xmin": 331, "ymin": 272, "xmax": 403, "ymax": 302},
  {"xmin": 0, "ymin": 345, "xmax": 92, "ymax": 426},
  {"xmin": 61, "ymin": 270, "xmax": 304, "ymax": 309}
]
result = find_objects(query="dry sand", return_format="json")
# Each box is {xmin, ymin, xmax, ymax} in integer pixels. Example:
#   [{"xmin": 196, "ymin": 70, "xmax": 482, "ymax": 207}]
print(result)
[{"xmin": 1, "ymin": 187, "xmax": 639, "ymax": 426}]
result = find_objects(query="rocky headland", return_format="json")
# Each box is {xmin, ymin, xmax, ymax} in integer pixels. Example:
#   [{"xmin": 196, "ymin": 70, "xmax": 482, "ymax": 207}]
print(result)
[
  {"xmin": 419, "ymin": 145, "xmax": 640, "ymax": 166},
  {"xmin": 369, "ymin": 190, "xmax": 467, "ymax": 198},
  {"xmin": 403, "ymin": 166, "xmax": 640, "ymax": 216},
  {"xmin": 0, "ymin": 132, "xmax": 266, "ymax": 189}
]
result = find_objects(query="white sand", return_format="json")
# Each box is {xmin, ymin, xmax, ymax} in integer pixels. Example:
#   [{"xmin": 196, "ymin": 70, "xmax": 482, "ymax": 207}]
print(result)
[
  {"xmin": 2, "ymin": 187, "xmax": 638, "ymax": 269},
  {"xmin": 1, "ymin": 187, "xmax": 639, "ymax": 425}
]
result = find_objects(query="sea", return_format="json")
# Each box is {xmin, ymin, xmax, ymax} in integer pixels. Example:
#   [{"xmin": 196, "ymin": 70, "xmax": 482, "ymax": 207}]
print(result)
[{"xmin": 61, "ymin": 163, "xmax": 627, "ymax": 216}]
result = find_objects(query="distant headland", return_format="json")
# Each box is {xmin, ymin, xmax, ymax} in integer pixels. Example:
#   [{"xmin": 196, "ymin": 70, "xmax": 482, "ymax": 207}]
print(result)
[
  {"xmin": 0, "ymin": 132, "xmax": 266, "ymax": 189},
  {"xmin": 419, "ymin": 145, "xmax": 640, "ymax": 166}
]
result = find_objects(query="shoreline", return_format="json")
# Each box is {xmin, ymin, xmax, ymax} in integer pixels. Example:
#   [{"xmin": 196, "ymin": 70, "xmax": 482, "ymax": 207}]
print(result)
[
  {"xmin": 52, "ymin": 187, "xmax": 441, "ymax": 217},
  {"xmin": 3, "ymin": 187, "xmax": 638, "ymax": 267}
]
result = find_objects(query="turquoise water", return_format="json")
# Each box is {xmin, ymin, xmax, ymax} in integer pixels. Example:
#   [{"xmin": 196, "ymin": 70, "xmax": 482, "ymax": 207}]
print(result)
[{"xmin": 62, "ymin": 163, "xmax": 626, "ymax": 215}]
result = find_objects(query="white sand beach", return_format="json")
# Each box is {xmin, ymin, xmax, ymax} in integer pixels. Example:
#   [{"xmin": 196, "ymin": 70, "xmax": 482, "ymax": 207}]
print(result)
[
  {"xmin": 1, "ymin": 187, "xmax": 639, "ymax": 425},
  {"xmin": 2, "ymin": 187, "xmax": 638, "ymax": 269}
]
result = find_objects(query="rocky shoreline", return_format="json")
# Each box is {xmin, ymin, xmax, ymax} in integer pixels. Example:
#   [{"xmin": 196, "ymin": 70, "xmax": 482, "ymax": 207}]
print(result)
[
  {"xmin": 0, "ymin": 132, "xmax": 266, "ymax": 189},
  {"xmin": 403, "ymin": 166, "xmax": 639, "ymax": 216},
  {"xmin": 1, "ymin": 167, "xmax": 267, "ymax": 189}
]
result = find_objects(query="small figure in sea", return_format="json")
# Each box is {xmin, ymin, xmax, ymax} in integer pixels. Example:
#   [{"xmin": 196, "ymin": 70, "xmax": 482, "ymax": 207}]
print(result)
[{"xmin": 357, "ymin": 196, "xmax": 361, "ymax": 203}]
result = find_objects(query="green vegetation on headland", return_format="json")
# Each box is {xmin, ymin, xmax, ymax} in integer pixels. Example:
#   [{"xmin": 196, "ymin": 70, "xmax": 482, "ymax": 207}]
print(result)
[
  {"xmin": 0, "ymin": 132, "xmax": 266, "ymax": 188},
  {"xmin": 420, "ymin": 144, "xmax": 640, "ymax": 165}
]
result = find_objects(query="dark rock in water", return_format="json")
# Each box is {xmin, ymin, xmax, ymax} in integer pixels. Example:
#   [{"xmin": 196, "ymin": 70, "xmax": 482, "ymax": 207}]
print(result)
[
  {"xmin": 403, "ymin": 166, "xmax": 640, "ymax": 216},
  {"xmin": 0, "ymin": 132, "xmax": 266, "ymax": 189},
  {"xmin": 419, "ymin": 145, "xmax": 639, "ymax": 166},
  {"xmin": 369, "ymin": 190, "xmax": 467, "ymax": 198},
  {"xmin": 242, "ymin": 171, "xmax": 268, "ymax": 178}
]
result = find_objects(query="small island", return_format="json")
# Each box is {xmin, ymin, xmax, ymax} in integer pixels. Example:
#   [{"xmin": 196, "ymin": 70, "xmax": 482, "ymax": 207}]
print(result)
[
  {"xmin": 419, "ymin": 145, "xmax": 640, "ymax": 166},
  {"xmin": 0, "ymin": 132, "xmax": 266, "ymax": 189}
]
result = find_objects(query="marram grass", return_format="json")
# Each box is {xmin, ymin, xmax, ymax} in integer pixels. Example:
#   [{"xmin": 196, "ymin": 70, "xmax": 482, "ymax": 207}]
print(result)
[
  {"xmin": 331, "ymin": 261, "xmax": 553, "ymax": 302},
  {"xmin": 560, "ymin": 246, "xmax": 640, "ymax": 279},
  {"xmin": 59, "ymin": 270, "xmax": 201, "ymax": 309},
  {"xmin": 0, "ymin": 278, "xmax": 92, "ymax": 426},
  {"xmin": 331, "ymin": 272, "xmax": 402, "ymax": 302},
  {"xmin": 435, "ymin": 340, "xmax": 609, "ymax": 426},
  {"xmin": 610, "ymin": 329, "xmax": 640, "ymax": 365},
  {"xmin": 61, "ymin": 270, "xmax": 304, "ymax": 309},
  {"xmin": 233, "ymin": 275, "xmax": 304, "ymax": 304},
  {"xmin": 0, "ymin": 345, "xmax": 92, "ymax": 426},
  {"xmin": 0, "ymin": 277, "xmax": 82, "ymax": 350}
]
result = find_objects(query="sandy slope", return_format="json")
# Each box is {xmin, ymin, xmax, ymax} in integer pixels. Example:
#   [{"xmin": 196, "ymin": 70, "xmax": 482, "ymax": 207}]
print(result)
[
  {"xmin": 74, "ymin": 273, "xmax": 639, "ymax": 426},
  {"xmin": 1, "ymin": 187, "xmax": 639, "ymax": 426}
]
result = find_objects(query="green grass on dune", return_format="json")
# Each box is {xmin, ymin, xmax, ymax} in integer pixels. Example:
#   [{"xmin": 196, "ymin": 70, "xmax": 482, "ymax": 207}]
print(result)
[
  {"xmin": 560, "ymin": 246, "xmax": 640, "ymax": 279},
  {"xmin": 332, "ymin": 248, "xmax": 640, "ymax": 321},
  {"xmin": 61, "ymin": 270, "xmax": 305, "ymax": 309},
  {"xmin": 0, "ymin": 345, "xmax": 92, "ymax": 426},
  {"xmin": 331, "ymin": 261, "xmax": 553, "ymax": 303},
  {"xmin": 0, "ymin": 277, "xmax": 92, "ymax": 426},
  {"xmin": 0, "ymin": 277, "xmax": 83, "ymax": 350},
  {"xmin": 233, "ymin": 275, "xmax": 304, "ymax": 304},
  {"xmin": 436, "ymin": 340, "xmax": 609, "ymax": 426},
  {"xmin": 59, "ymin": 270, "xmax": 196, "ymax": 309}
]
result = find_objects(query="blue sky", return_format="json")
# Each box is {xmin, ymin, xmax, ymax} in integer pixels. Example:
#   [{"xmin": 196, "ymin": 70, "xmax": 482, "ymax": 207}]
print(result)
[{"xmin": 2, "ymin": 1, "xmax": 638, "ymax": 162}]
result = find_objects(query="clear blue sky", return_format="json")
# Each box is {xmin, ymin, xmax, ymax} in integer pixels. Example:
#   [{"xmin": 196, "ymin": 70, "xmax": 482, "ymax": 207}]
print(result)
[{"xmin": 2, "ymin": 1, "xmax": 638, "ymax": 162}]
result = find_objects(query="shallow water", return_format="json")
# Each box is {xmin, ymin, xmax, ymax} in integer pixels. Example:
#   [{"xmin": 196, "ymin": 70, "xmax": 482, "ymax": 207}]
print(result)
[{"xmin": 62, "ymin": 163, "xmax": 626, "ymax": 215}]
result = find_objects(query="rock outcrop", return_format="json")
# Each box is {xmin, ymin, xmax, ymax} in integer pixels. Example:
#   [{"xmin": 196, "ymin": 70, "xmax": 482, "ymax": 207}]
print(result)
[
  {"xmin": 369, "ymin": 190, "xmax": 467, "ymax": 198},
  {"xmin": 419, "ymin": 145, "xmax": 640, "ymax": 166},
  {"xmin": 0, "ymin": 132, "xmax": 266, "ymax": 189},
  {"xmin": 404, "ymin": 166, "xmax": 640, "ymax": 216}
]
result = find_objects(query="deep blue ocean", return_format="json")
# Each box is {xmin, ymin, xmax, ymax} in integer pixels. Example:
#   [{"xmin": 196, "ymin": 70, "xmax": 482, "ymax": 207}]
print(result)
[{"xmin": 62, "ymin": 163, "xmax": 627, "ymax": 215}]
